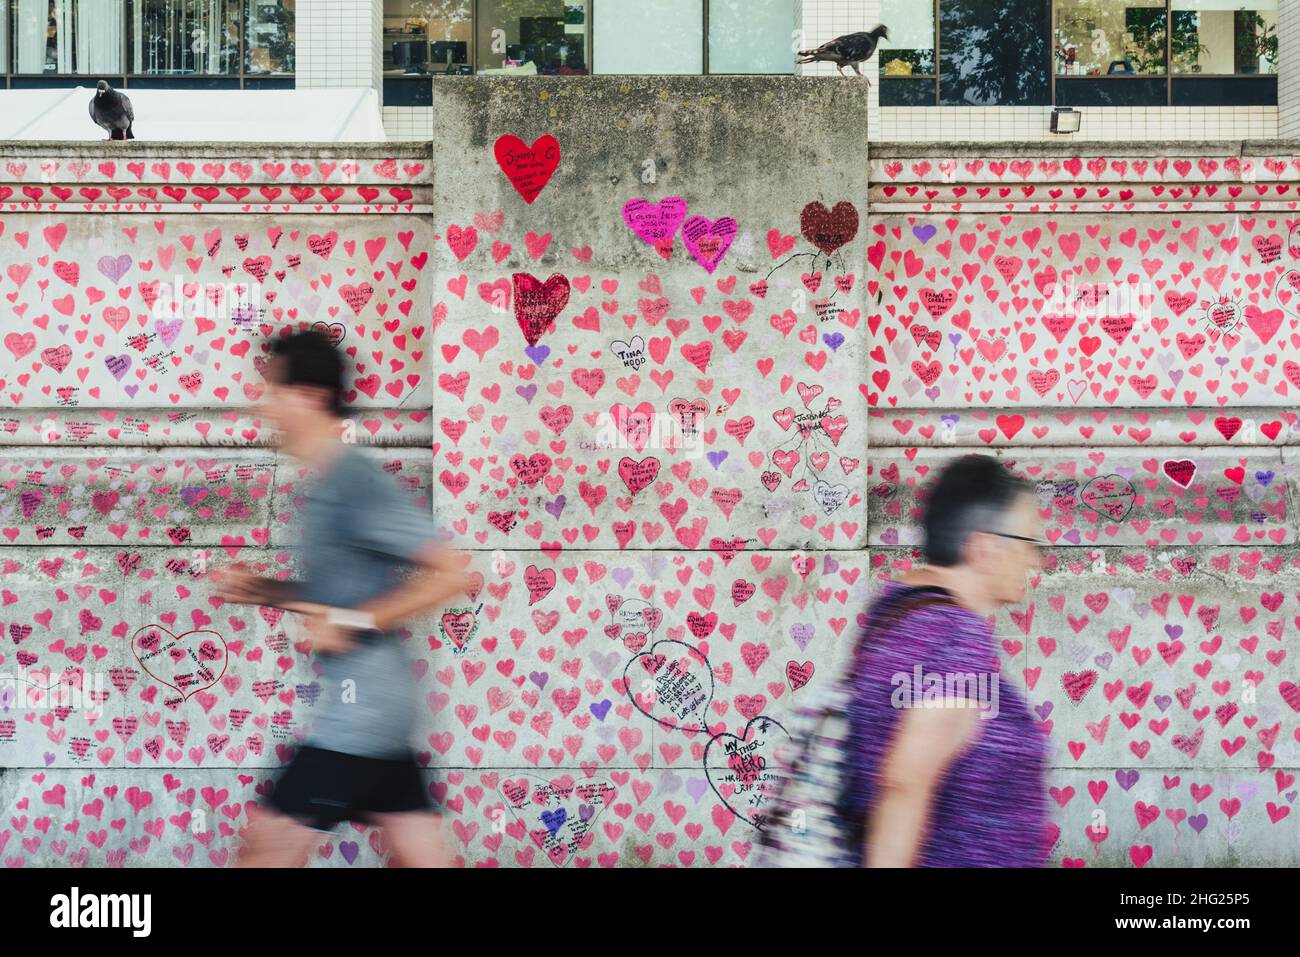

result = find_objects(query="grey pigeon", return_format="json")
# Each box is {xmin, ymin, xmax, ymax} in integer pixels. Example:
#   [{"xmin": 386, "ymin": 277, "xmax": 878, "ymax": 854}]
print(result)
[
  {"xmin": 797, "ymin": 26, "xmax": 889, "ymax": 77},
  {"xmin": 90, "ymin": 80, "xmax": 134, "ymax": 140}
]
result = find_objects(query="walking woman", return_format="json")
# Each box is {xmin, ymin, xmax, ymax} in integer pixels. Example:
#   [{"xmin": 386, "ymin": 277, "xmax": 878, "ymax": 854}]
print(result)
[{"xmin": 845, "ymin": 454, "xmax": 1053, "ymax": 867}]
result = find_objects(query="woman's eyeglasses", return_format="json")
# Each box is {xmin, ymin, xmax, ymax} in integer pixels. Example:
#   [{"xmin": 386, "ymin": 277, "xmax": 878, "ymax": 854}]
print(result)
[{"xmin": 985, "ymin": 531, "xmax": 1049, "ymax": 547}]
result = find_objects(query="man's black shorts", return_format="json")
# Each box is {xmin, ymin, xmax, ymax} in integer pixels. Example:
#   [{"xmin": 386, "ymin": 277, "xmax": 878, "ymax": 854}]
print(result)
[{"xmin": 267, "ymin": 745, "xmax": 431, "ymax": 831}]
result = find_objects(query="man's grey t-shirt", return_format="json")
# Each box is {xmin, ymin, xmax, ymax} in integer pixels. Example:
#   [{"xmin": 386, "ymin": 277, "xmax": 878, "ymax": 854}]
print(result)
[{"xmin": 292, "ymin": 444, "xmax": 439, "ymax": 759}]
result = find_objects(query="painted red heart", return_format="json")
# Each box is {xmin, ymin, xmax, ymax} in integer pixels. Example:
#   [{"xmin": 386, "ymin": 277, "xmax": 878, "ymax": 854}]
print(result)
[
  {"xmin": 494, "ymin": 134, "xmax": 560, "ymax": 204},
  {"xmin": 511, "ymin": 272, "xmax": 570, "ymax": 346},
  {"xmin": 799, "ymin": 201, "xmax": 859, "ymax": 255}
]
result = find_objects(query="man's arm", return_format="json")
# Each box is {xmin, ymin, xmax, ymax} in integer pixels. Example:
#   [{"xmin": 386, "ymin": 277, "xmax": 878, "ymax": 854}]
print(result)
[
  {"xmin": 353, "ymin": 540, "xmax": 473, "ymax": 633},
  {"xmin": 212, "ymin": 562, "xmax": 302, "ymax": 609},
  {"xmin": 277, "ymin": 543, "xmax": 473, "ymax": 655},
  {"xmin": 863, "ymin": 701, "xmax": 979, "ymax": 867}
]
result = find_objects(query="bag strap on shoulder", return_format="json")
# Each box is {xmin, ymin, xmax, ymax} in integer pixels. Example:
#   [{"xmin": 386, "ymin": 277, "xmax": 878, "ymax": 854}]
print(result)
[{"xmin": 843, "ymin": 583, "xmax": 957, "ymax": 685}]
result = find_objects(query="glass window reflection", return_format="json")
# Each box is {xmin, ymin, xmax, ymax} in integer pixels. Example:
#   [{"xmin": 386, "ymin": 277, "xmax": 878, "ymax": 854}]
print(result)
[
  {"xmin": 1171, "ymin": 0, "xmax": 1277, "ymax": 75},
  {"xmin": 384, "ymin": 0, "xmax": 471, "ymax": 76},
  {"xmin": 244, "ymin": 0, "xmax": 292, "ymax": 74},
  {"xmin": 131, "ymin": 0, "xmax": 240, "ymax": 75},
  {"xmin": 476, "ymin": 0, "xmax": 587, "ymax": 76},
  {"xmin": 1055, "ymin": 0, "xmax": 1167, "ymax": 76}
]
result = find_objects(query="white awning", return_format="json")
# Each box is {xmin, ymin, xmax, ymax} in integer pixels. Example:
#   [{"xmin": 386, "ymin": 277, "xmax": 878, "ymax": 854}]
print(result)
[{"xmin": 0, "ymin": 86, "xmax": 386, "ymax": 141}]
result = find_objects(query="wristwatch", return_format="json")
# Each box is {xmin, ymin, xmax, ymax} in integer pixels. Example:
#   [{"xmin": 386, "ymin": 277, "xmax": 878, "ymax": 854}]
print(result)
[{"xmin": 325, "ymin": 607, "xmax": 381, "ymax": 635}]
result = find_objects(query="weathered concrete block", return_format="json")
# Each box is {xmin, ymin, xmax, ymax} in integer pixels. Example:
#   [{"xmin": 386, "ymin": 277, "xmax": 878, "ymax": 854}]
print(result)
[
  {"xmin": 869, "ymin": 447, "xmax": 1293, "ymax": 550},
  {"xmin": 428, "ymin": 77, "xmax": 869, "ymax": 550}
]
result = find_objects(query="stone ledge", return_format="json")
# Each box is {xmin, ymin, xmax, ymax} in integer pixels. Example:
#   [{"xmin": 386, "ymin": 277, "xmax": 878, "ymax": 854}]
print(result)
[{"xmin": 871, "ymin": 139, "xmax": 1293, "ymax": 158}]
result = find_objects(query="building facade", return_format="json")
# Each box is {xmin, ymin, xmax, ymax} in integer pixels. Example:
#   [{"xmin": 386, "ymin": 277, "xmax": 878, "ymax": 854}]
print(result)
[{"xmin": 0, "ymin": 0, "xmax": 1292, "ymax": 140}]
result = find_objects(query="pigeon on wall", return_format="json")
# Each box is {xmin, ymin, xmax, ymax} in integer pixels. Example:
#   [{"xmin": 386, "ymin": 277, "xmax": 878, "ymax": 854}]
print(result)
[
  {"xmin": 90, "ymin": 80, "xmax": 135, "ymax": 140},
  {"xmin": 797, "ymin": 26, "xmax": 890, "ymax": 78}
]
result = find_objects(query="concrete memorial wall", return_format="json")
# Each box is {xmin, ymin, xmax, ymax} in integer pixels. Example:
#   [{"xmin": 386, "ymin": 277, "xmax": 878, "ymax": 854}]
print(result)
[{"xmin": 0, "ymin": 84, "xmax": 1296, "ymax": 867}]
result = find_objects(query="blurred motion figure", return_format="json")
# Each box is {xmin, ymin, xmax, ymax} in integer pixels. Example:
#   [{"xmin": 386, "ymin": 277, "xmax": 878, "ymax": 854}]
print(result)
[
  {"xmin": 216, "ymin": 329, "xmax": 472, "ymax": 867},
  {"xmin": 759, "ymin": 454, "xmax": 1051, "ymax": 867},
  {"xmin": 847, "ymin": 454, "xmax": 1051, "ymax": 866}
]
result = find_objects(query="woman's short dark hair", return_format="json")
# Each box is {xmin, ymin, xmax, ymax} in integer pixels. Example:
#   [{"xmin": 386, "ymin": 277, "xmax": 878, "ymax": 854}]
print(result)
[
  {"xmin": 921, "ymin": 454, "xmax": 1033, "ymax": 567},
  {"xmin": 269, "ymin": 328, "xmax": 346, "ymax": 417}
]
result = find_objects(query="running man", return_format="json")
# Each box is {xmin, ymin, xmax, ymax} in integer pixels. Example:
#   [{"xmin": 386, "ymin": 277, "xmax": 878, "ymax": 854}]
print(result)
[{"xmin": 215, "ymin": 328, "xmax": 472, "ymax": 867}]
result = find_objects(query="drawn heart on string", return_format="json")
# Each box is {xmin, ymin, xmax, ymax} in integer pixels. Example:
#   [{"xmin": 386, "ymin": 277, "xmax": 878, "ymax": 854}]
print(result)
[
  {"xmin": 799, "ymin": 201, "xmax": 859, "ymax": 254},
  {"xmin": 622, "ymin": 196, "xmax": 688, "ymax": 259},
  {"xmin": 813, "ymin": 480, "xmax": 849, "ymax": 515},
  {"xmin": 681, "ymin": 215, "xmax": 737, "ymax": 274},
  {"xmin": 130, "ymin": 624, "xmax": 227, "ymax": 703},
  {"xmin": 511, "ymin": 272, "xmax": 570, "ymax": 347},
  {"xmin": 498, "ymin": 775, "xmax": 615, "ymax": 867},
  {"xmin": 493, "ymin": 134, "xmax": 560, "ymax": 204},
  {"xmin": 703, "ymin": 714, "xmax": 791, "ymax": 830},
  {"xmin": 623, "ymin": 639, "xmax": 714, "ymax": 732}
]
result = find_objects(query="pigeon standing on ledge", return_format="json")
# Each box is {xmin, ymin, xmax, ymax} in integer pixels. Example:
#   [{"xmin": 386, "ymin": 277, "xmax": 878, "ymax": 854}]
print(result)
[
  {"xmin": 90, "ymin": 80, "xmax": 134, "ymax": 140},
  {"xmin": 797, "ymin": 26, "xmax": 890, "ymax": 79}
]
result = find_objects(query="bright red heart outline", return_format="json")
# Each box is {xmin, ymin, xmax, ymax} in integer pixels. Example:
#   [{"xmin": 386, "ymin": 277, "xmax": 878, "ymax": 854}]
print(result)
[{"xmin": 129, "ymin": 624, "xmax": 228, "ymax": 701}]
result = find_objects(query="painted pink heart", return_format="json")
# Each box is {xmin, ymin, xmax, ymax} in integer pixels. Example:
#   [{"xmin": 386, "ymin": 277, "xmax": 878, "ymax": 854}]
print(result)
[
  {"xmin": 622, "ymin": 196, "xmax": 688, "ymax": 259},
  {"xmin": 681, "ymin": 215, "xmax": 737, "ymax": 274}
]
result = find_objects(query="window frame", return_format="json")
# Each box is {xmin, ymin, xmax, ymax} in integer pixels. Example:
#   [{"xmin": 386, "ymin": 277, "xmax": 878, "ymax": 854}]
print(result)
[
  {"xmin": 877, "ymin": 0, "xmax": 1278, "ymax": 107},
  {"xmin": 1, "ymin": 0, "xmax": 295, "ymax": 88},
  {"xmin": 382, "ymin": 0, "xmax": 799, "ymax": 93}
]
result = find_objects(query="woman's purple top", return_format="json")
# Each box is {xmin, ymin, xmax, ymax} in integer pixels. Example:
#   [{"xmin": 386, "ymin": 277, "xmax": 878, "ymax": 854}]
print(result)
[{"xmin": 843, "ymin": 580, "xmax": 1051, "ymax": 867}]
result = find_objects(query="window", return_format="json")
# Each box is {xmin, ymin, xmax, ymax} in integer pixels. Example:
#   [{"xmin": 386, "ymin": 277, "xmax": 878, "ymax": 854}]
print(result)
[
  {"xmin": 380, "ymin": 0, "xmax": 796, "ymax": 80},
  {"xmin": 5, "ymin": 0, "xmax": 290, "ymax": 83},
  {"xmin": 879, "ymin": 0, "xmax": 936, "ymax": 105},
  {"xmin": 476, "ymin": 0, "xmax": 587, "ymax": 76},
  {"xmin": 1171, "ymin": 0, "xmax": 1277, "ymax": 74},
  {"xmin": 243, "ymin": 0, "xmax": 292, "ymax": 74},
  {"xmin": 707, "ymin": 0, "xmax": 797, "ymax": 75},
  {"xmin": 594, "ymin": 0, "xmax": 701, "ymax": 74},
  {"xmin": 1055, "ymin": 0, "xmax": 1166, "ymax": 75},
  {"xmin": 131, "ymin": 0, "xmax": 240, "ymax": 75},
  {"xmin": 942, "ymin": 0, "xmax": 1052, "ymax": 105},
  {"xmin": 384, "ymin": 1, "xmax": 471, "ymax": 76},
  {"xmin": 11, "ymin": 0, "xmax": 125, "ymax": 73},
  {"xmin": 877, "ymin": 1, "xmax": 1276, "ymax": 107}
]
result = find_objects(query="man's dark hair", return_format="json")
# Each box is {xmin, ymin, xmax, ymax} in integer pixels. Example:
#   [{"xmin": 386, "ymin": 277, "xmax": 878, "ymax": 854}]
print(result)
[
  {"xmin": 921, "ymin": 454, "xmax": 1033, "ymax": 567},
  {"xmin": 269, "ymin": 328, "xmax": 346, "ymax": 417}
]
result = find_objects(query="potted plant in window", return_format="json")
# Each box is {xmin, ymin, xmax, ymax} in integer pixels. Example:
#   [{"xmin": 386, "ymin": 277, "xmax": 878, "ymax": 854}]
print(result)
[
  {"xmin": 1235, "ymin": 12, "xmax": 1278, "ymax": 74},
  {"xmin": 1170, "ymin": 13, "xmax": 1209, "ymax": 74}
]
